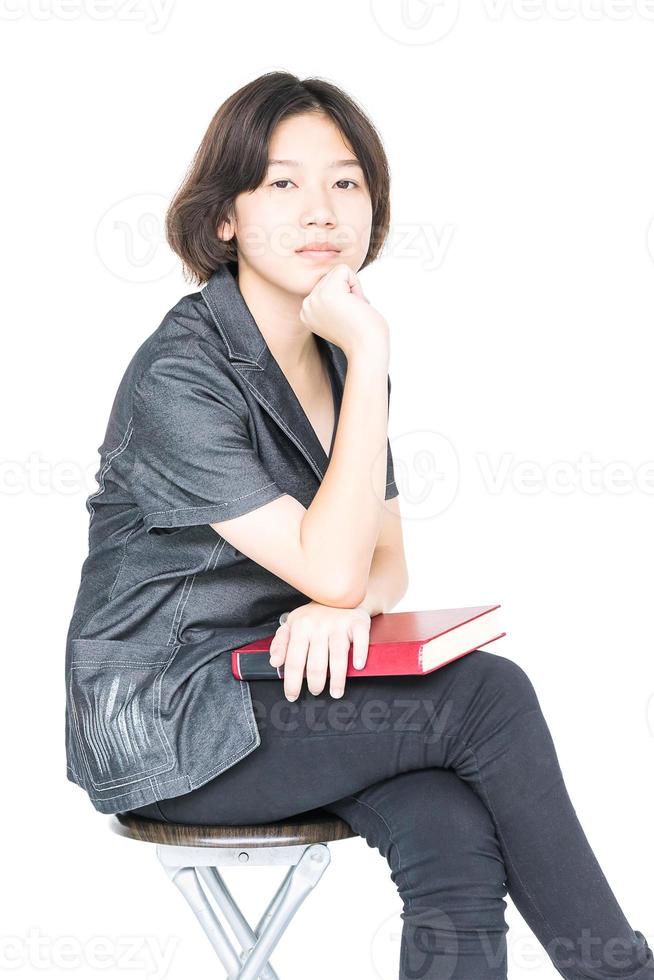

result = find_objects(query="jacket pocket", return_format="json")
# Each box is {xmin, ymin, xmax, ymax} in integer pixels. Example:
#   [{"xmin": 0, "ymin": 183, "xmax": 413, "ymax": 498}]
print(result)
[{"xmin": 67, "ymin": 638, "xmax": 179, "ymax": 792}]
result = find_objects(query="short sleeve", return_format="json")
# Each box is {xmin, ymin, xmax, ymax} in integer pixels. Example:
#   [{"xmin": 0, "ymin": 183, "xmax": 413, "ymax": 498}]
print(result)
[
  {"xmin": 384, "ymin": 373, "xmax": 399, "ymax": 500},
  {"xmin": 385, "ymin": 437, "xmax": 399, "ymax": 500},
  {"xmin": 131, "ymin": 351, "xmax": 286, "ymax": 533}
]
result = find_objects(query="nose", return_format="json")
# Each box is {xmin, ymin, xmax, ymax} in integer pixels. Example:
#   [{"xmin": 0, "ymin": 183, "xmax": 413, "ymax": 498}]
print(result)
[{"xmin": 299, "ymin": 186, "xmax": 337, "ymax": 228}]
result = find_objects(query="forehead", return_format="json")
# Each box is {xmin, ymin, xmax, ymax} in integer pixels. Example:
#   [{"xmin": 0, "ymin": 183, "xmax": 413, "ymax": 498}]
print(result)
[{"xmin": 267, "ymin": 113, "xmax": 361, "ymax": 168}]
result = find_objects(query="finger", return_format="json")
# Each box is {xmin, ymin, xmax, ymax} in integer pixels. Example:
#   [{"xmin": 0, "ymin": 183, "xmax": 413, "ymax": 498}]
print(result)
[
  {"xmin": 305, "ymin": 630, "xmax": 329, "ymax": 696},
  {"xmin": 269, "ymin": 623, "xmax": 289, "ymax": 667},
  {"xmin": 328, "ymin": 633, "xmax": 351, "ymax": 698},
  {"xmin": 283, "ymin": 627, "xmax": 310, "ymax": 702},
  {"xmin": 347, "ymin": 277, "xmax": 368, "ymax": 302},
  {"xmin": 351, "ymin": 621, "xmax": 371, "ymax": 670},
  {"xmin": 341, "ymin": 263, "xmax": 360, "ymax": 290},
  {"xmin": 326, "ymin": 262, "xmax": 357, "ymax": 293}
]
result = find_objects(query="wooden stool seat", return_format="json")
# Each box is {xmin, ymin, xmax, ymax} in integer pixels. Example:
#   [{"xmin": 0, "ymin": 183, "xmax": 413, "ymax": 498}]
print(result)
[
  {"xmin": 109, "ymin": 806, "xmax": 356, "ymax": 848},
  {"xmin": 109, "ymin": 806, "xmax": 357, "ymax": 979}
]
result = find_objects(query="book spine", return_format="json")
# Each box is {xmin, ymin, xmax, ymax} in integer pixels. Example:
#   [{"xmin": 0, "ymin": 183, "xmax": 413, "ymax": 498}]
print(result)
[{"xmin": 233, "ymin": 651, "xmax": 283, "ymax": 680}]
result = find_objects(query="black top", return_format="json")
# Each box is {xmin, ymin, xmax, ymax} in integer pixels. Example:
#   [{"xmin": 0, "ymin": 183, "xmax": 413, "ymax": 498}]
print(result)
[{"xmin": 64, "ymin": 261, "xmax": 399, "ymax": 815}]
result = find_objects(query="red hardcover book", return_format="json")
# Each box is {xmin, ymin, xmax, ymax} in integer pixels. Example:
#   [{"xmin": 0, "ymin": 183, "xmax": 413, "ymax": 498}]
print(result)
[{"xmin": 231, "ymin": 605, "xmax": 505, "ymax": 681}]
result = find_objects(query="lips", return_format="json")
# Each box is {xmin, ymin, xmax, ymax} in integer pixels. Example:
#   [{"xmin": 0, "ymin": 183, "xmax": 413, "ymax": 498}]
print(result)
[{"xmin": 296, "ymin": 243, "xmax": 341, "ymax": 253}]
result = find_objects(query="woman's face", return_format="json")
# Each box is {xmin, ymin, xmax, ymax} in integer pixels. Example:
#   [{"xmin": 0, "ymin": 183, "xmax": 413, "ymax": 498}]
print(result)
[{"xmin": 219, "ymin": 111, "xmax": 373, "ymax": 297}]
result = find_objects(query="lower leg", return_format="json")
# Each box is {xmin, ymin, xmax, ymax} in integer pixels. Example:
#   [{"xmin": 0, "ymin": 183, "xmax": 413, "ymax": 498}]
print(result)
[
  {"xmin": 324, "ymin": 767, "xmax": 510, "ymax": 980},
  {"xmin": 427, "ymin": 651, "xmax": 653, "ymax": 980}
]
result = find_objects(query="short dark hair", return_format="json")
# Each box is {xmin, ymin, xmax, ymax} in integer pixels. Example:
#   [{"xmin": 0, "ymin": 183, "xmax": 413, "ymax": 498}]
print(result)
[{"xmin": 165, "ymin": 71, "xmax": 391, "ymax": 285}]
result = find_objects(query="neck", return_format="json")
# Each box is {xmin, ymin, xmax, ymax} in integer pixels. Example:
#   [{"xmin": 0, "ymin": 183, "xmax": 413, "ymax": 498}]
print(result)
[{"xmin": 235, "ymin": 260, "xmax": 320, "ymax": 376}]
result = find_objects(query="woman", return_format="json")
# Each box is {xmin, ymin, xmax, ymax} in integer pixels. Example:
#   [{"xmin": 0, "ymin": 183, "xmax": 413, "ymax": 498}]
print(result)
[{"xmin": 65, "ymin": 71, "xmax": 653, "ymax": 979}]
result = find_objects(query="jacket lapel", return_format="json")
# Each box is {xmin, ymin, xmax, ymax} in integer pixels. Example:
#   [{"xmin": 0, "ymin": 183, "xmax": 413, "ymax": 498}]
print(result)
[{"xmin": 201, "ymin": 262, "xmax": 347, "ymax": 482}]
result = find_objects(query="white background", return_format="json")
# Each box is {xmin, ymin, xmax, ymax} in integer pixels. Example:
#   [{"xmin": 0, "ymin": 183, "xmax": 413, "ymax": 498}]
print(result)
[{"xmin": 2, "ymin": 1, "xmax": 653, "ymax": 978}]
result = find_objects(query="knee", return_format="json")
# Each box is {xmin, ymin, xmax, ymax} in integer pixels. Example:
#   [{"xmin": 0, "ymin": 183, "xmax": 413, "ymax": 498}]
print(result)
[
  {"xmin": 339, "ymin": 769, "xmax": 507, "ymax": 901},
  {"xmin": 400, "ymin": 768, "xmax": 501, "ymax": 861},
  {"xmin": 455, "ymin": 649, "xmax": 541, "ymax": 713}
]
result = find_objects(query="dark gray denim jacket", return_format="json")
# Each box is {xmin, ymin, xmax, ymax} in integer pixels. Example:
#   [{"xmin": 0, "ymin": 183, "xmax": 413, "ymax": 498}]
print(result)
[{"xmin": 64, "ymin": 260, "xmax": 399, "ymax": 815}]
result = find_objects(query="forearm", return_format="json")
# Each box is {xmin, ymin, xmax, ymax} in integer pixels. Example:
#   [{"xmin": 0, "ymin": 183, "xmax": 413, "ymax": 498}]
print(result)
[
  {"xmin": 356, "ymin": 544, "xmax": 409, "ymax": 618},
  {"xmin": 277, "ymin": 544, "xmax": 408, "ymax": 628},
  {"xmin": 300, "ymin": 345, "xmax": 391, "ymax": 603}
]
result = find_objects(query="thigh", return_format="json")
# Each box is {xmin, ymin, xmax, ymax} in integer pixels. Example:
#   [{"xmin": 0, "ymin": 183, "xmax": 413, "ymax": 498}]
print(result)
[{"xmin": 129, "ymin": 647, "xmax": 531, "ymax": 826}]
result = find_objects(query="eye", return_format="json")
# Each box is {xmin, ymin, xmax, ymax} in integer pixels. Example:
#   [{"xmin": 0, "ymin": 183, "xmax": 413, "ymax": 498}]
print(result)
[{"xmin": 269, "ymin": 178, "xmax": 359, "ymax": 190}]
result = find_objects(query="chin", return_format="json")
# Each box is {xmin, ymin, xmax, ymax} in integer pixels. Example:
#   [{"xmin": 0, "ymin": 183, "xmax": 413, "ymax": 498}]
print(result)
[
  {"xmin": 246, "ymin": 255, "xmax": 355, "ymax": 298},
  {"xmin": 268, "ymin": 263, "xmax": 329, "ymax": 297}
]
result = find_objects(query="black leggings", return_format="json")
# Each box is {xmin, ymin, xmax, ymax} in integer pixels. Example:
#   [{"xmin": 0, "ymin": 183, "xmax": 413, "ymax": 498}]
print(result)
[{"xmin": 128, "ymin": 648, "xmax": 653, "ymax": 980}]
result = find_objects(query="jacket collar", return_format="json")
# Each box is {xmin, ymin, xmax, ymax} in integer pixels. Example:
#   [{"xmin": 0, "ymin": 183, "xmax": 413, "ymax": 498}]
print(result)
[{"xmin": 200, "ymin": 261, "xmax": 348, "ymax": 482}]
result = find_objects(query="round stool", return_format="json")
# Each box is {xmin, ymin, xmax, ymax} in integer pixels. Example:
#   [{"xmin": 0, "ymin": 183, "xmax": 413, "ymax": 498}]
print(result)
[{"xmin": 110, "ymin": 808, "xmax": 356, "ymax": 980}]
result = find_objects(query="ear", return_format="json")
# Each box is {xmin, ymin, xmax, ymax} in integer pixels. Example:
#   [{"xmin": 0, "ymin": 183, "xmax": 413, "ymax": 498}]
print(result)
[{"xmin": 217, "ymin": 218, "xmax": 234, "ymax": 242}]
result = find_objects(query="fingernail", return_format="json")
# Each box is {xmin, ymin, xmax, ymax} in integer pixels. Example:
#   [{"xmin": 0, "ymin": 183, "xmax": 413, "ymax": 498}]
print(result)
[
  {"xmin": 331, "ymin": 688, "xmax": 343, "ymax": 699},
  {"xmin": 353, "ymin": 658, "xmax": 364, "ymax": 669}
]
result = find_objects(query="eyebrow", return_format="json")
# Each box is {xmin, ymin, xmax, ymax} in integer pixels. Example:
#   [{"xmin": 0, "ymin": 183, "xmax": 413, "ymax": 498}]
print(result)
[{"xmin": 267, "ymin": 158, "xmax": 363, "ymax": 169}]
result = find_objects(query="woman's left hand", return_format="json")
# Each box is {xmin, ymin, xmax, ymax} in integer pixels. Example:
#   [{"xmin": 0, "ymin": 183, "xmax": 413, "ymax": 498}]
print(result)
[{"xmin": 269, "ymin": 601, "xmax": 371, "ymax": 701}]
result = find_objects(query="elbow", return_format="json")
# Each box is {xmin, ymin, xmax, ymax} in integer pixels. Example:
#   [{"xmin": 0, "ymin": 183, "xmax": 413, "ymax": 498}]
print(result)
[
  {"xmin": 331, "ymin": 585, "xmax": 368, "ymax": 609},
  {"xmin": 324, "ymin": 575, "xmax": 368, "ymax": 609},
  {"xmin": 310, "ymin": 573, "xmax": 368, "ymax": 609}
]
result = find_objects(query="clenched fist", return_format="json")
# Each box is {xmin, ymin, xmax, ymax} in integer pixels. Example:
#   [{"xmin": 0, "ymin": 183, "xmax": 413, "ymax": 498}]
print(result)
[{"xmin": 299, "ymin": 263, "xmax": 389, "ymax": 360}]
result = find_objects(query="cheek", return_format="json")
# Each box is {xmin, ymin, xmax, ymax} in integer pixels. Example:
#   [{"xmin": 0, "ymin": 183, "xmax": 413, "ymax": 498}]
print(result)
[
  {"xmin": 238, "ymin": 196, "xmax": 298, "ymax": 259},
  {"xmin": 338, "ymin": 201, "xmax": 373, "ymax": 258},
  {"xmin": 338, "ymin": 192, "xmax": 372, "ymax": 229}
]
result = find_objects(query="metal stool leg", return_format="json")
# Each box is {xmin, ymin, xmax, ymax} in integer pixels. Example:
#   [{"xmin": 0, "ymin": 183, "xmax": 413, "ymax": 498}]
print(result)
[
  {"xmin": 157, "ymin": 841, "xmax": 331, "ymax": 980},
  {"xmin": 231, "ymin": 844, "xmax": 330, "ymax": 980},
  {"xmin": 169, "ymin": 865, "xmax": 243, "ymax": 977},
  {"xmin": 197, "ymin": 864, "xmax": 288, "ymax": 980}
]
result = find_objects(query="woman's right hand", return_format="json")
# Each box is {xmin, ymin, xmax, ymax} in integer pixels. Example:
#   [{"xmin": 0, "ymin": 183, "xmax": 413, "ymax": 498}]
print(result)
[
  {"xmin": 299, "ymin": 262, "xmax": 390, "ymax": 361},
  {"xmin": 269, "ymin": 600, "xmax": 372, "ymax": 701}
]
